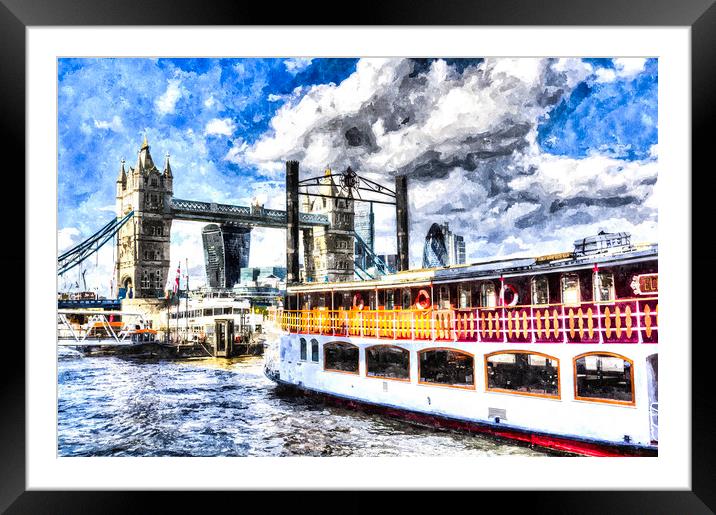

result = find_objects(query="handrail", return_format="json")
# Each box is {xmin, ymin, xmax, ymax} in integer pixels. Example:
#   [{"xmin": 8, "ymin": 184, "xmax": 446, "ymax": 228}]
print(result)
[{"xmin": 272, "ymin": 297, "xmax": 658, "ymax": 344}]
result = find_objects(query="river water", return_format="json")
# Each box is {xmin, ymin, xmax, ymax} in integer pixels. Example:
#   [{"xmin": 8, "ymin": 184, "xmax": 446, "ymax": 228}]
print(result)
[{"xmin": 58, "ymin": 348, "xmax": 555, "ymax": 457}]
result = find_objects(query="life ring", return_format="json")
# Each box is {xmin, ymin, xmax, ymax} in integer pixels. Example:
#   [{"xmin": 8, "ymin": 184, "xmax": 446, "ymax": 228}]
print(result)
[
  {"xmin": 353, "ymin": 292, "xmax": 364, "ymax": 310},
  {"xmin": 500, "ymin": 283, "xmax": 519, "ymax": 307},
  {"xmin": 414, "ymin": 289, "xmax": 431, "ymax": 310}
]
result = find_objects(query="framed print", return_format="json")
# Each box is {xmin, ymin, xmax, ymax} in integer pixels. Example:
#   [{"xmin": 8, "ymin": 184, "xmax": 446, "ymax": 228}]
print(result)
[{"xmin": 3, "ymin": 0, "xmax": 714, "ymax": 512}]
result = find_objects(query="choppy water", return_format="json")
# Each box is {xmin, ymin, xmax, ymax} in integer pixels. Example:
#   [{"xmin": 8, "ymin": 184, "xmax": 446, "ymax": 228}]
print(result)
[{"xmin": 58, "ymin": 348, "xmax": 554, "ymax": 457}]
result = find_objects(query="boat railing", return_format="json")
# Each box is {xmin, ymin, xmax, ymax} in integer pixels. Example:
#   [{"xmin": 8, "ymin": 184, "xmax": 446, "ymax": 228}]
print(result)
[{"xmin": 271, "ymin": 296, "xmax": 658, "ymax": 344}]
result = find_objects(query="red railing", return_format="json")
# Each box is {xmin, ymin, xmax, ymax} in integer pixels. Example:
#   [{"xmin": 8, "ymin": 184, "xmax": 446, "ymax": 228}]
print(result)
[{"xmin": 273, "ymin": 297, "xmax": 658, "ymax": 344}]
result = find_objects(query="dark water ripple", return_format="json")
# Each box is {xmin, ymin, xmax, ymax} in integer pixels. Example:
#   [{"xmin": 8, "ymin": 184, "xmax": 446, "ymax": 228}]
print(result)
[{"xmin": 58, "ymin": 348, "xmax": 553, "ymax": 457}]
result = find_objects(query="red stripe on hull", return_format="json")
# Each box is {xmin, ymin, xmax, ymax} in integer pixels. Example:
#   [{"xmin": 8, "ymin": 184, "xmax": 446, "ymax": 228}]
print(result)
[{"xmin": 276, "ymin": 382, "xmax": 657, "ymax": 457}]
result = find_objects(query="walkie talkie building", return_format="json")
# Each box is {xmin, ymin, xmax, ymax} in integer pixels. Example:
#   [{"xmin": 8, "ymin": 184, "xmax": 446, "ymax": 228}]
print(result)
[{"xmin": 202, "ymin": 224, "xmax": 251, "ymax": 288}]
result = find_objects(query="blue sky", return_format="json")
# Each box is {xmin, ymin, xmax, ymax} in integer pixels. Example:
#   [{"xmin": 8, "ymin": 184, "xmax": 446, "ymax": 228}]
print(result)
[{"xmin": 57, "ymin": 57, "xmax": 658, "ymax": 293}]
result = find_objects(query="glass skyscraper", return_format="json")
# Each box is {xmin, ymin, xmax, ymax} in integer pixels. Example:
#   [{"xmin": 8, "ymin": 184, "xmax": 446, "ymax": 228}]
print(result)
[
  {"xmin": 422, "ymin": 222, "xmax": 466, "ymax": 268},
  {"xmin": 202, "ymin": 224, "xmax": 251, "ymax": 288}
]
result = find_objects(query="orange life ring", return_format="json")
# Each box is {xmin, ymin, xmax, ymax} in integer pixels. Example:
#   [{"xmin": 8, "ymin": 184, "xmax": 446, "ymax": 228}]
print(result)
[
  {"xmin": 353, "ymin": 292, "xmax": 364, "ymax": 310},
  {"xmin": 500, "ymin": 283, "xmax": 519, "ymax": 307},
  {"xmin": 415, "ymin": 289, "xmax": 431, "ymax": 310}
]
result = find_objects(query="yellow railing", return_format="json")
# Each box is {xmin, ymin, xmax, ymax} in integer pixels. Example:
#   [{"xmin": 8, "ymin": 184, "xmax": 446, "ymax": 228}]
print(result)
[{"xmin": 272, "ymin": 297, "xmax": 658, "ymax": 344}]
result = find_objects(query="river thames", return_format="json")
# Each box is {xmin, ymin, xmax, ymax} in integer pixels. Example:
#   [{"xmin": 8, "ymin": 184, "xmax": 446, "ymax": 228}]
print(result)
[{"xmin": 58, "ymin": 349, "xmax": 557, "ymax": 457}]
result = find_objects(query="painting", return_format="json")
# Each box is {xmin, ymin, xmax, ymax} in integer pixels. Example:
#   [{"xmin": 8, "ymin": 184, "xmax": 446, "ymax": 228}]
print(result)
[{"xmin": 56, "ymin": 56, "xmax": 660, "ymax": 461}]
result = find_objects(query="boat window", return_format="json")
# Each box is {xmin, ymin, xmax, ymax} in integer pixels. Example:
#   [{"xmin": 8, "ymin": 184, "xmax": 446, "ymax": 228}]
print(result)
[
  {"xmin": 531, "ymin": 276, "xmax": 549, "ymax": 305},
  {"xmin": 385, "ymin": 289, "xmax": 395, "ymax": 310},
  {"xmin": 574, "ymin": 353, "xmax": 634, "ymax": 404},
  {"xmin": 401, "ymin": 289, "xmax": 412, "ymax": 310},
  {"xmin": 299, "ymin": 338, "xmax": 307, "ymax": 361},
  {"xmin": 323, "ymin": 342, "xmax": 359, "ymax": 374},
  {"xmin": 438, "ymin": 285, "xmax": 450, "ymax": 309},
  {"xmin": 480, "ymin": 282, "xmax": 497, "ymax": 307},
  {"xmin": 593, "ymin": 272, "xmax": 615, "ymax": 302},
  {"xmin": 369, "ymin": 291, "xmax": 377, "ymax": 310},
  {"xmin": 561, "ymin": 274, "xmax": 580, "ymax": 304},
  {"xmin": 366, "ymin": 345, "xmax": 410, "ymax": 380},
  {"xmin": 486, "ymin": 352, "xmax": 560, "ymax": 398},
  {"xmin": 311, "ymin": 339, "xmax": 319, "ymax": 362},
  {"xmin": 458, "ymin": 283, "xmax": 471, "ymax": 308},
  {"xmin": 419, "ymin": 349, "xmax": 474, "ymax": 388}
]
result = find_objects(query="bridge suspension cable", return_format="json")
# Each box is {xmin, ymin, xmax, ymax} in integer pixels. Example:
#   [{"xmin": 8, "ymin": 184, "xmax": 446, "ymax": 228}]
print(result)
[
  {"xmin": 353, "ymin": 230, "xmax": 395, "ymax": 280},
  {"xmin": 58, "ymin": 211, "xmax": 134, "ymax": 276}
]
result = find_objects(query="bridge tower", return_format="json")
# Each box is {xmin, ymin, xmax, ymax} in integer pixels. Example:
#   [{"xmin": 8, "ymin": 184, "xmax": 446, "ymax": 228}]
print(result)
[
  {"xmin": 302, "ymin": 168, "xmax": 355, "ymax": 282},
  {"xmin": 115, "ymin": 136, "xmax": 173, "ymax": 299}
]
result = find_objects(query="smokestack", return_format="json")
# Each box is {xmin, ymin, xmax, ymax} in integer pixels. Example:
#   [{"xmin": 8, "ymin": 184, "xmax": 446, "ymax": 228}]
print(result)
[
  {"xmin": 395, "ymin": 175, "xmax": 409, "ymax": 271},
  {"xmin": 286, "ymin": 161, "xmax": 300, "ymax": 283}
]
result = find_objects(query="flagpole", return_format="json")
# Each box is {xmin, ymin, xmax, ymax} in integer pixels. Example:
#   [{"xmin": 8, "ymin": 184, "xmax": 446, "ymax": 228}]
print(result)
[{"xmin": 185, "ymin": 257, "xmax": 189, "ymax": 343}]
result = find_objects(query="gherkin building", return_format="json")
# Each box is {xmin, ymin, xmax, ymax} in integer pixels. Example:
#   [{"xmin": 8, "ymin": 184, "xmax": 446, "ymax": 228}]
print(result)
[{"xmin": 422, "ymin": 223, "xmax": 449, "ymax": 268}]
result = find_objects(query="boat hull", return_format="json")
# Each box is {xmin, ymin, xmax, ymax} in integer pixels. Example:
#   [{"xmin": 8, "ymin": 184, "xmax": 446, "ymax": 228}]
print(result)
[{"xmin": 266, "ymin": 373, "xmax": 657, "ymax": 457}]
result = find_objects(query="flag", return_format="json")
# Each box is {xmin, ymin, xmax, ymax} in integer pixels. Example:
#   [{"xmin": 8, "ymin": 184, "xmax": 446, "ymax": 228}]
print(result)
[{"xmin": 173, "ymin": 262, "xmax": 181, "ymax": 294}]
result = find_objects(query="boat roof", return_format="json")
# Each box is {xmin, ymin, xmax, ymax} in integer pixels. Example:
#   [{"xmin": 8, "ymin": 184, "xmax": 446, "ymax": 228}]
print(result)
[{"xmin": 287, "ymin": 242, "xmax": 657, "ymax": 293}]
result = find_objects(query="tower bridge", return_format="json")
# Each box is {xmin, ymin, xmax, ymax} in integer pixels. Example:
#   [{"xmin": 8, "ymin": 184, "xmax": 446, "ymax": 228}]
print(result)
[
  {"xmin": 60, "ymin": 136, "xmax": 409, "ymax": 301},
  {"xmin": 170, "ymin": 198, "xmax": 330, "ymax": 228}
]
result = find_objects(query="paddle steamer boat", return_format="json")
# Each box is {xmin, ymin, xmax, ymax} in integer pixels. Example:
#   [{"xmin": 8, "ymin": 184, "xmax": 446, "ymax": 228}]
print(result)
[{"xmin": 265, "ymin": 232, "xmax": 658, "ymax": 456}]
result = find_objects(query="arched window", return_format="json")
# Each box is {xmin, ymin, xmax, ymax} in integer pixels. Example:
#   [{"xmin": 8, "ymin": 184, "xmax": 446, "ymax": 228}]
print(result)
[
  {"xmin": 458, "ymin": 283, "xmax": 471, "ymax": 308},
  {"xmin": 438, "ymin": 285, "xmax": 450, "ymax": 309},
  {"xmin": 418, "ymin": 348, "xmax": 474, "ymax": 388},
  {"xmin": 141, "ymin": 270, "xmax": 150, "ymax": 289},
  {"xmin": 155, "ymin": 270, "xmax": 162, "ymax": 290},
  {"xmin": 299, "ymin": 338, "xmax": 307, "ymax": 361},
  {"xmin": 324, "ymin": 342, "xmax": 359, "ymax": 374},
  {"xmin": 531, "ymin": 276, "xmax": 549, "ymax": 305},
  {"xmin": 366, "ymin": 345, "xmax": 410, "ymax": 380},
  {"xmin": 593, "ymin": 272, "xmax": 615, "ymax": 302},
  {"xmin": 486, "ymin": 351, "xmax": 560, "ymax": 398},
  {"xmin": 561, "ymin": 273, "xmax": 580, "ymax": 304},
  {"xmin": 369, "ymin": 291, "xmax": 377, "ymax": 310},
  {"xmin": 401, "ymin": 289, "xmax": 412, "ymax": 309},
  {"xmin": 310, "ymin": 339, "xmax": 319, "ymax": 362},
  {"xmin": 385, "ymin": 289, "xmax": 395, "ymax": 310},
  {"xmin": 574, "ymin": 353, "xmax": 634, "ymax": 404},
  {"xmin": 480, "ymin": 282, "xmax": 497, "ymax": 307}
]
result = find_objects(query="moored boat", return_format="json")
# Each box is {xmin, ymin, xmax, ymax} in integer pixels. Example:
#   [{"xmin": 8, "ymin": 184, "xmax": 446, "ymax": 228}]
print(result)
[{"xmin": 265, "ymin": 232, "xmax": 659, "ymax": 456}]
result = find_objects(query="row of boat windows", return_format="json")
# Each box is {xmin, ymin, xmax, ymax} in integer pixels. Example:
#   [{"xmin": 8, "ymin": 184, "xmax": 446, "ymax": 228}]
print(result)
[
  {"xmin": 170, "ymin": 307, "xmax": 247, "ymax": 319},
  {"xmin": 298, "ymin": 339, "xmax": 634, "ymax": 404},
  {"xmin": 301, "ymin": 272, "xmax": 618, "ymax": 310}
]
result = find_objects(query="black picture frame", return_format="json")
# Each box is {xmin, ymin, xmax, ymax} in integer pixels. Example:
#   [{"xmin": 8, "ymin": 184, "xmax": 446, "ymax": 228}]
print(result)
[{"xmin": 2, "ymin": 1, "xmax": 712, "ymax": 512}]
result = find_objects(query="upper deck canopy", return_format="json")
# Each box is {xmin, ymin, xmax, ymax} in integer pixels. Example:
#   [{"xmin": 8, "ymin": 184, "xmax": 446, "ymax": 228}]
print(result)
[{"xmin": 288, "ymin": 242, "xmax": 658, "ymax": 293}]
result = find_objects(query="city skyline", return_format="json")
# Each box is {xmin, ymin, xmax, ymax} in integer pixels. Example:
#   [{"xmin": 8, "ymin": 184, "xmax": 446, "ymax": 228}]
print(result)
[{"xmin": 57, "ymin": 57, "xmax": 658, "ymax": 295}]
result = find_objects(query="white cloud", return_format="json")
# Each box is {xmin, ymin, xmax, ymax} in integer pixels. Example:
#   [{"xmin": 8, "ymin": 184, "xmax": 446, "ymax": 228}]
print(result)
[
  {"xmin": 58, "ymin": 227, "xmax": 80, "ymax": 252},
  {"xmin": 205, "ymin": 117, "xmax": 236, "ymax": 137},
  {"xmin": 155, "ymin": 79, "xmax": 183, "ymax": 115},
  {"xmin": 244, "ymin": 57, "xmax": 657, "ymax": 267},
  {"xmin": 614, "ymin": 58, "xmax": 647, "ymax": 78},
  {"xmin": 595, "ymin": 58, "xmax": 647, "ymax": 83},
  {"xmin": 284, "ymin": 58, "xmax": 313, "ymax": 75},
  {"xmin": 94, "ymin": 115, "xmax": 124, "ymax": 132}
]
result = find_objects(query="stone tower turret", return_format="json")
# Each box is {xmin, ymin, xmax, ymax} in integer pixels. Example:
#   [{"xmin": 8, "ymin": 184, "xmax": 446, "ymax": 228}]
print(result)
[
  {"xmin": 302, "ymin": 167, "xmax": 355, "ymax": 282},
  {"xmin": 115, "ymin": 136, "xmax": 173, "ymax": 299}
]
